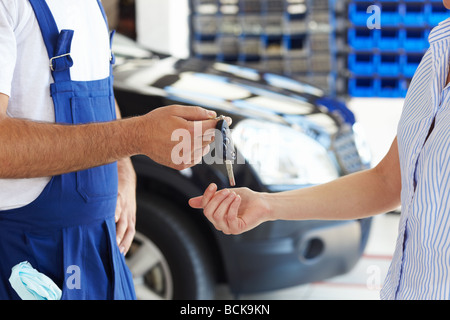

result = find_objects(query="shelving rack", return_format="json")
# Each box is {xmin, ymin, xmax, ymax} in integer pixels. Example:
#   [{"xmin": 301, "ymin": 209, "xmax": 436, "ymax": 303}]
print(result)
[
  {"xmin": 189, "ymin": 0, "xmax": 343, "ymax": 96},
  {"xmin": 347, "ymin": 0, "xmax": 450, "ymax": 97},
  {"xmin": 189, "ymin": 0, "xmax": 450, "ymax": 98}
]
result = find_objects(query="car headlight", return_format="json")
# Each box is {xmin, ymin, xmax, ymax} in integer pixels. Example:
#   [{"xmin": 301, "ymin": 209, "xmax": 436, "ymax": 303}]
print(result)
[{"xmin": 232, "ymin": 119, "xmax": 339, "ymax": 186}]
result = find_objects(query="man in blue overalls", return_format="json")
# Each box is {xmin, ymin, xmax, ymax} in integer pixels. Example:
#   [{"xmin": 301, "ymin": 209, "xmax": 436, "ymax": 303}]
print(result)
[{"xmin": 0, "ymin": 0, "xmax": 219, "ymax": 299}]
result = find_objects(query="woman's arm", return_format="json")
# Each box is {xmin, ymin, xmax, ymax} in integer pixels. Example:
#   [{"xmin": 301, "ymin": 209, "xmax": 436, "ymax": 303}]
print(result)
[
  {"xmin": 189, "ymin": 137, "xmax": 402, "ymax": 234},
  {"xmin": 270, "ymin": 137, "xmax": 401, "ymax": 221}
]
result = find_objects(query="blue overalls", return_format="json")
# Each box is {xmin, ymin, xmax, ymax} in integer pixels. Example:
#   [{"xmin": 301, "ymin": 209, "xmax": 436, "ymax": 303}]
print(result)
[{"xmin": 0, "ymin": 0, "xmax": 136, "ymax": 300}]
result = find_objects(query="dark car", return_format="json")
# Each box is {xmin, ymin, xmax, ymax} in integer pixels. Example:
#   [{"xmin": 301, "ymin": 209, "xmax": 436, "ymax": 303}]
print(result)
[{"xmin": 111, "ymin": 34, "xmax": 373, "ymax": 300}]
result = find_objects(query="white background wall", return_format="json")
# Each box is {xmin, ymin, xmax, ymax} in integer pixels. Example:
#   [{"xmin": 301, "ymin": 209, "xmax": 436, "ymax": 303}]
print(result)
[
  {"xmin": 348, "ymin": 98, "xmax": 403, "ymax": 167},
  {"xmin": 135, "ymin": 0, "xmax": 190, "ymax": 58}
]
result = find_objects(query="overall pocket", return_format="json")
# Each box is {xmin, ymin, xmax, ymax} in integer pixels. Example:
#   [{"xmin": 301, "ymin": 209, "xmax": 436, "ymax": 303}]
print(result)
[
  {"xmin": 71, "ymin": 96, "xmax": 118, "ymax": 202},
  {"xmin": 24, "ymin": 230, "xmax": 64, "ymax": 291}
]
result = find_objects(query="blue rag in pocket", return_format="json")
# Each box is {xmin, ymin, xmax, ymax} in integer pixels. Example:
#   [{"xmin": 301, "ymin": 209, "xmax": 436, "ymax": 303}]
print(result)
[{"xmin": 9, "ymin": 261, "xmax": 62, "ymax": 300}]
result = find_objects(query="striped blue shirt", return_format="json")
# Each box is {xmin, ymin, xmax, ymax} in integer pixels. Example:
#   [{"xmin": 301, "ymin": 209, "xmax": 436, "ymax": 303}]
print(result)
[{"xmin": 381, "ymin": 19, "xmax": 450, "ymax": 300}]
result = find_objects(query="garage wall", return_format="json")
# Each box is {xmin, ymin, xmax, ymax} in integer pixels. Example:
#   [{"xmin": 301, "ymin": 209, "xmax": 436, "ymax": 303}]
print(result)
[{"xmin": 135, "ymin": 0, "xmax": 190, "ymax": 58}]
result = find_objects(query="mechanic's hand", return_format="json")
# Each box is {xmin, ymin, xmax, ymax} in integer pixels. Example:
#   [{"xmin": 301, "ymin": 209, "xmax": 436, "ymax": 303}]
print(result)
[
  {"xmin": 188, "ymin": 183, "xmax": 270, "ymax": 235},
  {"xmin": 142, "ymin": 105, "xmax": 230, "ymax": 170},
  {"xmin": 115, "ymin": 157, "xmax": 137, "ymax": 255}
]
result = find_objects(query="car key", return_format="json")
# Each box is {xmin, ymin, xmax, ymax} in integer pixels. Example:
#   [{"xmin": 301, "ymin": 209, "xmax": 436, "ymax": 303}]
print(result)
[{"xmin": 215, "ymin": 116, "xmax": 236, "ymax": 187}]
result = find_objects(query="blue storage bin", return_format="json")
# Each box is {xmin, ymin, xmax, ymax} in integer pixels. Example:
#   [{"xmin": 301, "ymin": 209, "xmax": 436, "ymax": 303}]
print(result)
[
  {"xmin": 348, "ymin": 28, "xmax": 377, "ymax": 50},
  {"xmin": 263, "ymin": 0, "xmax": 284, "ymax": 13},
  {"xmin": 403, "ymin": 4, "xmax": 426, "ymax": 26},
  {"xmin": 379, "ymin": 78, "xmax": 406, "ymax": 97},
  {"xmin": 238, "ymin": 35, "xmax": 261, "ymax": 62},
  {"xmin": 192, "ymin": 34, "xmax": 218, "ymax": 59},
  {"xmin": 349, "ymin": 77, "xmax": 377, "ymax": 97},
  {"xmin": 380, "ymin": 3, "xmax": 401, "ymax": 27},
  {"xmin": 282, "ymin": 34, "xmax": 308, "ymax": 50},
  {"xmin": 402, "ymin": 53, "xmax": 424, "ymax": 78},
  {"xmin": 378, "ymin": 54, "xmax": 401, "ymax": 76},
  {"xmin": 348, "ymin": 53, "xmax": 376, "ymax": 75},
  {"xmin": 282, "ymin": 34, "xmax": 309, "ymax": 57},
  {"xmin": 378, "ymin": 28, "xmax": 402, "ymax": 51},
  {"xmin": 349, "ymin": 2, "xmax": 373, "ymax": 26},
  {"xmin": 403, "ymin": 29, "xmax": 429, "ymax": 52},
  {"xmin": 216, "ymin": 35, "xmax": 239, "ymax": 62},
  {"xmin": 239, "ymin": 0, "xmax": 263, "ymax": 13},
  {"xmin": 192, "ymin": 14, "xmax": 218, "ymax": 36},
  {"xmin": 428, "ymin": 3, "xmax": 450, "ymax": 27},
  {"xmin": 260, "ymin": 34, "xmax": 282, "ymax": 57}
]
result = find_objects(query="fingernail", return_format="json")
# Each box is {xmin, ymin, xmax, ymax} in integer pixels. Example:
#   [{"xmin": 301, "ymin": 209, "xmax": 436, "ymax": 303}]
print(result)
[
  {"xmin": 120, "ymin": 246, "xmax": 125, "ymax": 255},
  {"xmin": 208, "ymin": 110, "xmax": 217, "ymax": 118}
]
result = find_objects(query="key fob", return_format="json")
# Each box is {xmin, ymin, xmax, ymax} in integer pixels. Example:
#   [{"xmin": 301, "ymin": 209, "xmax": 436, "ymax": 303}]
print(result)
[{"xmin": 215, "ymin": 118, "xmax": 236, "ymax": 162}]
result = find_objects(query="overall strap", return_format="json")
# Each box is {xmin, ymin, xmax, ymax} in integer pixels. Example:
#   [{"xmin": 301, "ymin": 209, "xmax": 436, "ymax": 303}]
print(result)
[
  {"xmin": 96, "ymin": 0, "xmax": 116, "ymax": 66},
  {"xmin": 28, "ymin": 0, "xmax": 73, "ymax": 82}
]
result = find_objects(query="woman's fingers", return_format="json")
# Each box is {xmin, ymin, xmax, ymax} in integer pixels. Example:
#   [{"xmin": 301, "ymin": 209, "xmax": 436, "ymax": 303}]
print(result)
[
  {"xmin": 188, "ymin": 184, "xmax": 244, "ymax": 234},
  {"xmin": 203, "ymin": 188, "xmax": 230, "ymax": 222},
  {"xmin": 211, "ymin": 191, "xmax": 238, "ymax": 233},
  {"xmin": 227, "ymin": 195, "xmax": 242, "ymax": 234}
]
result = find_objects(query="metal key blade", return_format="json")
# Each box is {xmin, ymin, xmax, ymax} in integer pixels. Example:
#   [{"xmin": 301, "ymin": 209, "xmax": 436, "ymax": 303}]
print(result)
[
  {"xmin": 225, "ymin": 160, "xmax": 236, "ymax": 187},
  {"xmin": 215, "ymin": 116, "xmax": 236, "ymax": 187}
]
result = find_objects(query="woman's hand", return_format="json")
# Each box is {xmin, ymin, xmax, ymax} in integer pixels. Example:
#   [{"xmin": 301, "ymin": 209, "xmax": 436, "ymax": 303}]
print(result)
[{"xmin": 189, "ymin": 183, "xmax": 272, "ymax": 235}]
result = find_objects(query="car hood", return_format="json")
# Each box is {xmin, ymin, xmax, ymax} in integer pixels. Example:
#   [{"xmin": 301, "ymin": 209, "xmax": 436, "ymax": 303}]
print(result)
[{"xmin": 113, "ymin": 55, "xmax": 355, "ymax": 138}]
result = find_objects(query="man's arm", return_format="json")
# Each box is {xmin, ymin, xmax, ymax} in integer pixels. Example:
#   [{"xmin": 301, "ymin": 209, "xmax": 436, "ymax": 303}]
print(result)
[
  {"xmin": 0, "ymin": 93, "xmax": 219, "ymax": 179},
  {"xmin": 189, "ymin": 138, "xmax": 402, "ymax": 234}
]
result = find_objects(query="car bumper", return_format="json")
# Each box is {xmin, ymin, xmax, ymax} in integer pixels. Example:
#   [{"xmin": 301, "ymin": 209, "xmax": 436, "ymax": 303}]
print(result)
[{"xmin": 220, "ymin": 219, "xmax": 369, "ymax": 294}]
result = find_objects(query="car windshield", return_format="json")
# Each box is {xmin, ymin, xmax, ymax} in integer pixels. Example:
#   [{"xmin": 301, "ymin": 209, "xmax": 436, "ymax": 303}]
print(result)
[{"xmin": 112, "ymin": 33, "xmax": 154, "ymax": 60}]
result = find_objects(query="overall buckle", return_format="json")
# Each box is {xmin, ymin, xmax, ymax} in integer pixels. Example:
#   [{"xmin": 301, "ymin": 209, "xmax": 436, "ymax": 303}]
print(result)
[{"xmin": 49, "ymin": 53, "xmax": 72, "ymax": 72}]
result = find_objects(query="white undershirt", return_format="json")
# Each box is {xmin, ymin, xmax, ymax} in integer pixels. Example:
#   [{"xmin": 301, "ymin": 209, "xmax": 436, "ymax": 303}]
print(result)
[{"xmin": 0, "ymin": 0, "xmax": 111, "ymax": 210}]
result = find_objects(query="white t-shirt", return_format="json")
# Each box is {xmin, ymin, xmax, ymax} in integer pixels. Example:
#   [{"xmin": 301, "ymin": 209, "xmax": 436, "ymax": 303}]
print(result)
[{"xmin": 0, "ymin": 0, "xmax": 112, "ymax": 210}]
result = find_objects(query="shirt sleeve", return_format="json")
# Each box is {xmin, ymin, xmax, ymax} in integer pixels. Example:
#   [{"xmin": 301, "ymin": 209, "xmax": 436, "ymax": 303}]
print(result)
[{"xmin": 0, "ymin": 1, "xmax": 17, "ymax": 97}]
